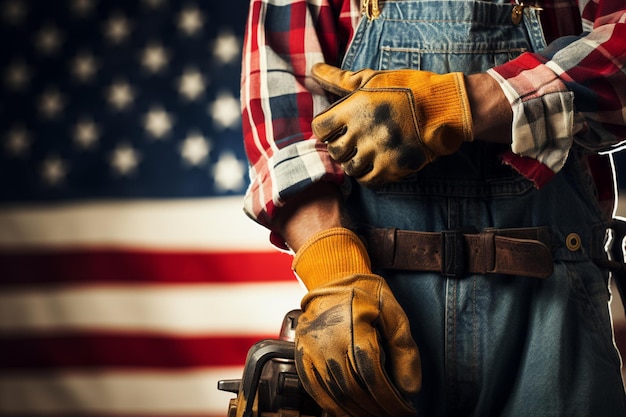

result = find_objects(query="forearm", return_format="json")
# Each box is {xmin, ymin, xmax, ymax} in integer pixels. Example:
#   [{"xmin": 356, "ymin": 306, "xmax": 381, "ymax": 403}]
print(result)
[
  {"xmin": 465, "ymin": 72, "xmax": 512, "ymax": 145},
  {"xmin": 272, "ymin": 181, "xmax": 346, "ymax": 252}
]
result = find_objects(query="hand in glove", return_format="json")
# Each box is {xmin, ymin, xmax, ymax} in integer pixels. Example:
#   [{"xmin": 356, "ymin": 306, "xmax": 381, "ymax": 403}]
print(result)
[
  {"xmin": 293, "ymin": 227, "xmax": 421, "ymax": 417},
  {"xmin": 311, "ymin": 63, "xmax": 473, "ymax": 187}
]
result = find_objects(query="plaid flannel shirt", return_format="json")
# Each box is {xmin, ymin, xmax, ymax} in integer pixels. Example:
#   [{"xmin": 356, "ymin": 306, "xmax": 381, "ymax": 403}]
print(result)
[{"xmin": 241, "ymin": 0, "xmax": 626, "ymax": 237}]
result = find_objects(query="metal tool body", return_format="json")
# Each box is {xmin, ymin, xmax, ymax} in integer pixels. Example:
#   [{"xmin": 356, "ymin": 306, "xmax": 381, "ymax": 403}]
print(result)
[{"xmin": 218, "ymin": 310, "xmax": 327, "ymax": 417}]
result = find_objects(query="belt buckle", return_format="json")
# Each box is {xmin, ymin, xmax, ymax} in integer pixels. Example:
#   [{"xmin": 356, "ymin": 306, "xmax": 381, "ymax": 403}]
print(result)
[{"xmin": 441, "ymin": 229, "xmax": 466, "ymax": 277}]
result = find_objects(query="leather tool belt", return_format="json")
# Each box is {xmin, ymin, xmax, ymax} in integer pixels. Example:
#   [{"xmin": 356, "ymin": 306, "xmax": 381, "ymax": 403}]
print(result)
[{"xmin": 364, "ymin": 227, "xmax": 554, "ymax": 279}]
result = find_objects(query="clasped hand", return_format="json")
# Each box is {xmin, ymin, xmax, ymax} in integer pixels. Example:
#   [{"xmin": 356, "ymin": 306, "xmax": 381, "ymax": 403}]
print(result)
[
  {"xmin": 311, "ymin": 63, "xmax": 473, "ymax": 187},
  {"xmin": 293, "ymin": 228, "xmax": 421, "ymax": 417}
]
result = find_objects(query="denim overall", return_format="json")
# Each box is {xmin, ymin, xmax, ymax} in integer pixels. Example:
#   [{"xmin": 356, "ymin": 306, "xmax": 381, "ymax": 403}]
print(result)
[{"xmin": 342, "ymin": 1, "xmax": 626, "ymax": 415}]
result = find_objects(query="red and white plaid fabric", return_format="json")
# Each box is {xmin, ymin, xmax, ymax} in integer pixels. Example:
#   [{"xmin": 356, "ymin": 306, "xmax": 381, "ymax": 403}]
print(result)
[{"xmin": 242, "ymin": 0, "xmax": 626, "ymax": 233}]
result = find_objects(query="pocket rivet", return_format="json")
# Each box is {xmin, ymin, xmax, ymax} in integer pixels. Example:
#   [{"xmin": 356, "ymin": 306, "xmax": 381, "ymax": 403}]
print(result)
[{"xmin": 565, "ymin": 233, "xmax": 581, "ymax": 251}]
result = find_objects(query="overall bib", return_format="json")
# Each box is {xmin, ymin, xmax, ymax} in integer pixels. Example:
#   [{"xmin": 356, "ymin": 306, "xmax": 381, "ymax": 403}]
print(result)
[{"xmin": 341, "ymin": 1, "xmax": 626, "ymax": 415}]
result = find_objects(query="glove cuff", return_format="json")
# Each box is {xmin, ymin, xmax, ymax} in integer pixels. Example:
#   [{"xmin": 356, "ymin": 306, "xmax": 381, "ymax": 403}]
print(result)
[
  {"xmin": 419, "ymin": 72, "xmax": 474, "ymax": 155},
  {"xmin": 293, "ymin": 227, "xmax": 372, "ymax": 290}
]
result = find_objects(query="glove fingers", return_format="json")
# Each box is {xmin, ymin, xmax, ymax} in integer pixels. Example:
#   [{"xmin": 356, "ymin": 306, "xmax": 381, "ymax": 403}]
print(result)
[
  {"xmin": 341, "ymin": 154, "xmax": 374, "ymax": 178},
  {"xmin": 326, "ymin": 137, "xmax": 357, "ymax": 162},
  {"xmin": 312, "ymin": 97, "xmax": 352, "ymax": 144},
  {"xmin": 296, "ymin": 306, "xmax": 412, "ymax": 417},
  {"xmin": 382, "ymin": 326, "xmax": 423, "ymax": 395},
  {"xmin": 306, "ymin": 351, "xmax": 405, "ymax": 417},
  {"xmin": 296, "ymin": 346, "xmax": 381, "ymax": 417},
  {"xmin": 311, "ymin": 63, "xmax": 373, "ymax": 96},
  {"xmin": 328, "ymin": 357, "xmax": 395, "ymax": 417},
  {"xmin": 351, "ymin": 326, "xmax": 418, "ymax": 416},
  {"xmin": 313, "ymin": 108, "xmax": 375, "ymax": 178},
  {"xmin": 295, "ymin": 275, "xmax": 421, "ymax": 417},
  {"xmin": 377, "ymin": 291, "xmax": 423, "ymax": 396},
  {"xmin": 352, "ymin": 350, "xmax": 417, "ymax": 417},
  {"xmin": 326, "ymin": 136, "xmax": 375, "ymax": 178},
  {"xmin": 348, "ymin": 281, "xmax": 419, "ymax": 415}
]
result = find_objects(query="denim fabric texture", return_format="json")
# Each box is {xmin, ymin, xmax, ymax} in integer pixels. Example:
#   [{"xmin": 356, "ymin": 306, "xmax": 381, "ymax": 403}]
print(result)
[{"xmin": 342, "ymin": 1, "xmax": 626, "ymax": 415}]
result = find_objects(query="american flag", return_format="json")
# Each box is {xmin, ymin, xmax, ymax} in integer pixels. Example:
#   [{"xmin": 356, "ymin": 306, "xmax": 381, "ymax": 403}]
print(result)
[
  {"xmin": 0, "ymin": 1, "xmax": 305, "ymax": 416},
  {"xmin": 3, "ymin": 1, "xmax": 626, "ymax": 416}
]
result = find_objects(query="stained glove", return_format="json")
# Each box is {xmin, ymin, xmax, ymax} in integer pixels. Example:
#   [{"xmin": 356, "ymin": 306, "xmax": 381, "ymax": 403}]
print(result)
[
  {"xmin": 293, "ymin": 227, "xmax": 421, "ymax": 417},
  {"xmin": 311, "ymin": 63, "xmax": 473, "ymax": 187}
]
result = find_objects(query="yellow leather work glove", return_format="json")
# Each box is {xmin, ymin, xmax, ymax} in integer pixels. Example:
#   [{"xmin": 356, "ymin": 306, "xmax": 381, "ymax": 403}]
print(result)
[
  {"xmin": 293, "ymin": 227, "xmax": 421, "ymax": 417},
  {"xmin": 311, "ymin": 63, "xmax": 473, "ymax": 187}
]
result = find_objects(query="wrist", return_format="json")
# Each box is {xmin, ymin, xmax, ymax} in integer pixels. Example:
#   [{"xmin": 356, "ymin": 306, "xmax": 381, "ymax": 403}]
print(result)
[
  {"xmin": 466, "ymin": 73, "xmax": 512, "ymax": 143},
  {"xmin": 293, "ymin": 227, "xmax": 372, "ymax": 290},
  {"xmin": 421, "ymin": 71, "xmax": 474, "ymax": 150},
  {"xmin": 272, "ymin": 182, "xmax": 345, "ymax": 252}
]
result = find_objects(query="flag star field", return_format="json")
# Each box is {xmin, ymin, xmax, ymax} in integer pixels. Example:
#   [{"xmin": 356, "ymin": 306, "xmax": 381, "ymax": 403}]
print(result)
[
  {"xmin": 1, "ymin": 0, "xmax": 247, "ymax": 200},
  {"xmin": 0, "ymin": 1, "xmax": 303, "ymax": 416}
]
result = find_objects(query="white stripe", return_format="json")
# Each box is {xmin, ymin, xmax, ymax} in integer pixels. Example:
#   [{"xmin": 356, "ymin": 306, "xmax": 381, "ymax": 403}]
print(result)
[
  {"xmin": 0, "ymin": 368, "xmax": 244, "ymax": 414},
  {"xmin": 0, "ymin": 282, "xmax": 305, "ymax": 335},
  {"xmin": 0, "ymin": 197, "xmax": 274, "ymax": 250}
]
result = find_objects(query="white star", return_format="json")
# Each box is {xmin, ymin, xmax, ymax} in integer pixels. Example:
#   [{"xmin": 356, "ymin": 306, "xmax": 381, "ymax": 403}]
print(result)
[
  {"xmin": 212, "ymin": 151, "xmax": 246, "ymax": 192},
  {"xmin": 41, "ymin": 155, "xmax": 68, "ymax": 186},
  {"xmin": 38, "ymin": 88, "xmax": 65, "ymax": 119},
  {"xmin": 73, "ymin": 119, "xmax": 100, "ymax": 149},
  {"xmin": 34, "ymin": 23, "xmax": 63, "ymax": 55},
  {"xmin": 141, "ymin": 42, "xmax": 169, "ymax": 73},
  {"xmin": 180, "ymin": 132, "xmax": 211, "ymax": 166},
  {"xmin": 110, "ymin": 142, "xmax": 141, "ymax": 176},
  {"xmin": 178, "ymin": 6, "xmax": 204, "ymax": 36},
  {"xmin": 4, "ymin": 125, "xmax": 31, "ymax": 157},
  {"xmin": 213, "ymin": 30, "xmax": 240, "ymax": 64},
  {"xmin": 209, "ymin": 91, "xmax": 240, "ymax": 129},
  {"xmin": 2, "ymin": 0, "xmax": 27, "ymax": 26},
  {"xmin": 71, "ymin": 51, "xmax": 98, "ymax": 82},
  {"xmin": 104, "ymin": 13, "xmax": 132, "ymax": 44},
  {"xmin": 178, "ymin": 67, "xmax": 206, "ymax": 101},
  {"xmin": 106, "ymin": 79, "xmax": 135, "ymax": 111},
  {"xmin": 70, "ymin": 0, "xmax": 96, "ymax": 17},
  {"xmin": 144, "ymin": 107, "xmax": 173, "ymax": 139},
  {"xmin": 4, "ymin": 60, "xmax": 31, "ymax": 91}
]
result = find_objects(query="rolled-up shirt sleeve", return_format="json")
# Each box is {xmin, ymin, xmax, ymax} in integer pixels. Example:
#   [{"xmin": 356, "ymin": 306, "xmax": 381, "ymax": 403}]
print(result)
[
  {"xmin": 488, "ymin": 1, "xmax": 626, "ymax": 188},
  {"xmin": 241, "ymin": 0, "xmax": 360, "ymax": 230}
]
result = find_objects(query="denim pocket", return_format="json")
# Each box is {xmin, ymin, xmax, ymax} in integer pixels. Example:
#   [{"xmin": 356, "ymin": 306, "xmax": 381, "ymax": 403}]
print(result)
[
  {"xmin": 564, "ymin": 261, "xmax": 617, "ymax": 358},
  {"xmin": 380, "ymin": 45, "xmax": 527, "ymax": 72}
]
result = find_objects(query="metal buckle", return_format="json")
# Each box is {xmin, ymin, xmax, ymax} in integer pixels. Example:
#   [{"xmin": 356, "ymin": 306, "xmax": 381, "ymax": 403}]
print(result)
[
  {"xmin": 362, "ymin": 0, "xmax": 381, "ymax": 20},
  {"xmin": 441, "ymin": 230, "xmax": 466, "ymax": 277}
]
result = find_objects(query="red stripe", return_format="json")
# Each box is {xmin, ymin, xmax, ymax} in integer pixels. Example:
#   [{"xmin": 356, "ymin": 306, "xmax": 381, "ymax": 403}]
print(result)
[
  {"xmin": 6, "ymin": 323, "xmax": 623, "ymax": 371},
  {"xmin": 1, "ymin": 333, "xmax": 278, "ymax": 369},
  {"xmin": 0, "ymin": 249, "xmax": 293, "ymax": 285}
]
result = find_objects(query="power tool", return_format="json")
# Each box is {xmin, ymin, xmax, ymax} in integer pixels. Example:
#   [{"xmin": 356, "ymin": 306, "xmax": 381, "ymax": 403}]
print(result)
[{"xmin": 218, "ymin": 309, "xmax": 328, "ymax": 417}]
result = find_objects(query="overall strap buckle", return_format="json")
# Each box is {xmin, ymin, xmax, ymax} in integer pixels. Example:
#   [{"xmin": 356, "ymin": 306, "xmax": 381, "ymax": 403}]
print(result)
[{"xmin": 362, "ymin": 0, "xmax": 381, "ymax": 20}]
